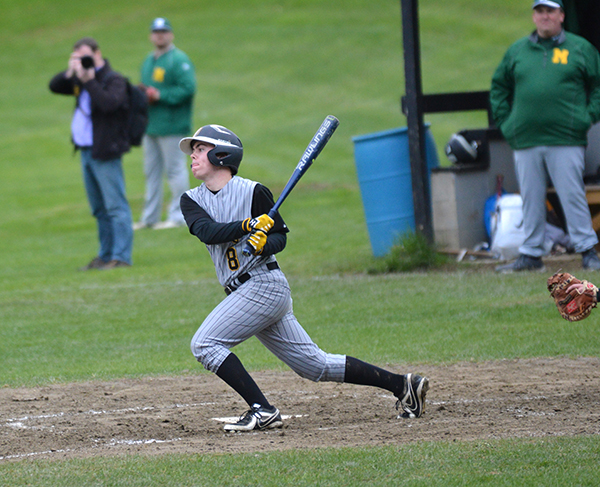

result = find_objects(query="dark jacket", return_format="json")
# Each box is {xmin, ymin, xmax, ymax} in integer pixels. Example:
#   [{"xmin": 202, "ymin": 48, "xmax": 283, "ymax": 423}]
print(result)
[{"xmin": 49, "ymin": 59, "xmax": 130, "ymax": 160}]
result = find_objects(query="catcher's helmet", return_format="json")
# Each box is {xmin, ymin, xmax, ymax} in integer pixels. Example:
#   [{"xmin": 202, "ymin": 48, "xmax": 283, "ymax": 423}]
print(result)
[
  {"xmin": 445, "ymin": 133, "xmax": 478, "ymax": 164},
  {"xmin": 179, "ymin": 124, "xmax": 243, "ymax": 175}
]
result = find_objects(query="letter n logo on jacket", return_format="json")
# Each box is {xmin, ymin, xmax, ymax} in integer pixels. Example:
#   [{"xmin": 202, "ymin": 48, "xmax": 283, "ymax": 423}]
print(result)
[
  {"xmin": 552, "ymin": 48, "xmax": 569, "ymax": 64},
  {"xmin": 152, "ymin": 67, "xmax": 166, "ymax": 83}
]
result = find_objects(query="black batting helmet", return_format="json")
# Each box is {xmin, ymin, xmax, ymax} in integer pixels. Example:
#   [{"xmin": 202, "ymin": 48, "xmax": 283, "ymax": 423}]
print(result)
[
  {"xmin": 445, "ymin": 133, "xmax": 478, "ymax": 164},
  {"xmin": 179, "ymin": 124, "xmax": 243, "ymax": 175}
]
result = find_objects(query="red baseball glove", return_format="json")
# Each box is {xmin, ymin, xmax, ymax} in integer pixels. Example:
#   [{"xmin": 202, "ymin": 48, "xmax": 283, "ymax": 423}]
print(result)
[{"xmin": 547, "ymin": 271, "xmax": 598, "ymax": 322}]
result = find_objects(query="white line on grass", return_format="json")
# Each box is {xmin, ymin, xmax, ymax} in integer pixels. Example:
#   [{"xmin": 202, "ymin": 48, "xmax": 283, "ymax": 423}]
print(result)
[{"xmin": 0, "ymin": 272, "xmax": 405, "ymax": 298}]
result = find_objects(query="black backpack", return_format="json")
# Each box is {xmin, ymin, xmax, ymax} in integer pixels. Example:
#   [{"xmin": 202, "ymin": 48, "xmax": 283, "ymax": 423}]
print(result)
[{"xmin": 124, "ymin": 80, "xmax": 148, "ymax": 147}]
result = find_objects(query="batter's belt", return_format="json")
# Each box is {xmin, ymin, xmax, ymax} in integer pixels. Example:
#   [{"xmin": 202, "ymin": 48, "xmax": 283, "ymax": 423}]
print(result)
[{"xmin": 224, "ymin": 261, "xmax": 280, "ymax": 295}]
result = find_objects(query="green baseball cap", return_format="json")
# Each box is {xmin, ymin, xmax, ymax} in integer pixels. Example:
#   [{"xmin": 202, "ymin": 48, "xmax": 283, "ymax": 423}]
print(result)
[{"xmin": 151, "ymin": 17, "xmax": 173, "ymax": 32}]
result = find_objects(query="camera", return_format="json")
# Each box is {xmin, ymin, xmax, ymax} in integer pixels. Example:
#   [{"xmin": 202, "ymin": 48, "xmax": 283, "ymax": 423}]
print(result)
[{"xmin": 80, "ymin": 56, "xmax": 95, "ymax": 69}]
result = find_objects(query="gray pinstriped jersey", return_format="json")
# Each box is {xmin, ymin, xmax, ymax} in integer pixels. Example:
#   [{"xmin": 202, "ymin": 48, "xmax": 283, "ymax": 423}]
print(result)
[{"xmin": 184, "ymin": 176, "xmax": 276, "ymax": 287}]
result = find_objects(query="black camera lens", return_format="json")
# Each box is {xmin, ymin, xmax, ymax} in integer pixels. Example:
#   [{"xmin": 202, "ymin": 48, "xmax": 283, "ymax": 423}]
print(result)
[{"xmin": 80, "ymin": 56, "xmax": 94, "ymax": 69}]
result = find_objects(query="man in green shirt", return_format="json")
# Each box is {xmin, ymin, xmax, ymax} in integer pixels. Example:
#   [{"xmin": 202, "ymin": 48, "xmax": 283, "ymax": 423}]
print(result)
[
  {"xmin": 491, "ymin": 0, "xmax": 600, "ymax": 272},
  {"xmin": 135, "ymin": 18, "xmax": 196, "ymax": 230}
]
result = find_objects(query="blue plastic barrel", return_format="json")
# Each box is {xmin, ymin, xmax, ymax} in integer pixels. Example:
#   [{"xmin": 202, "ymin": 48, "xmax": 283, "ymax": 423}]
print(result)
[{"xmin": 352, "ymin": 126, "xmax": 439, "ymax": 257}]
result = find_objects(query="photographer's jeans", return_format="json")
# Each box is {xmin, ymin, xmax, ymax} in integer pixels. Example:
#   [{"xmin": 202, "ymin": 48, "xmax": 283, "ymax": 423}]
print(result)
[{"xmin": 80, "ymin": 149, "xmax": 133, "ymax": 265}]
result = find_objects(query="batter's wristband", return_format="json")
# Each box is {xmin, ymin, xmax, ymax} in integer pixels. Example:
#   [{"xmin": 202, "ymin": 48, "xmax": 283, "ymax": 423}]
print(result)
[{"xmin": 241, "ymin": 218, "xmax": 251, "ymax": 233}]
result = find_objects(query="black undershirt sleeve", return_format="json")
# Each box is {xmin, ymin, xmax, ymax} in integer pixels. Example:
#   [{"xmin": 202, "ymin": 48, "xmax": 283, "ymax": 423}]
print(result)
[
  {"xmin": 180, "ymin": 184, "xmax": 289, "ymax": 255},
  {"xmin": 180, "ymin": 193, "xmax": 247, "ymax": 244}
]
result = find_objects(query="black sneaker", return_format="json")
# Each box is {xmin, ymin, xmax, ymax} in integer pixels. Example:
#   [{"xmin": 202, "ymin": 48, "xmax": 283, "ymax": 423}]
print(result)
[
  {"xmin": 101, "ymin": 260, "xmax": 132, "ymax": 270},
  {"xmin": 78, "ymin": 257, "xmax": 107, "ymax": 271},
  {"xmin": 224, "ymin": 404, "xmax": 283, "ymax": 432},
  {"xmin": 396, "ymin": 373, "xmax": 429, "ymax": 419},
  {"xmin": 495, "ymin": 254, "xmax": 545, "ymax": 273},
  {"xmin": 582, "ymin": 248, "xmax": 600, "ymax": 270}
]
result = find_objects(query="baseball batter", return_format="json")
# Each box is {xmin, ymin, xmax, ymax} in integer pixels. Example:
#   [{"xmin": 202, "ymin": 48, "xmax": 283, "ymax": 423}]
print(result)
[{"xmin": 179, "ymin": 124, "xmax": 429, "ymax": 432}]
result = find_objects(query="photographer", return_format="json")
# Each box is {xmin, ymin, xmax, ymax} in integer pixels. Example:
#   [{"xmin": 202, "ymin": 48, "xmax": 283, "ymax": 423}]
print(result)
[{"xmin": 49, "ymin": 37, "xmax": 134, "ymax": 270}]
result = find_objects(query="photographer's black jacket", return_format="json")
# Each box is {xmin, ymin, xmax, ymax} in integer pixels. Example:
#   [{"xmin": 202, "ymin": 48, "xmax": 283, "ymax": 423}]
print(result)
[{"xmin": 49, "ymin": 59, "xmax": 130, "ymax": 160}]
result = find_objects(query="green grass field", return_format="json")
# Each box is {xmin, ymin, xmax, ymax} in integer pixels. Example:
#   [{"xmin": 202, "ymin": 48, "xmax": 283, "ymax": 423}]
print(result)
[{"xmin": 1, "ymin": 0, "xmax": 598, "ymax": 485}]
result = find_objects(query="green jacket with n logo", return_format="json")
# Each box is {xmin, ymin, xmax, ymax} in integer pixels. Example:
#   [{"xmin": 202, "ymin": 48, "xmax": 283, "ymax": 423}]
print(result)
[
  {"xmin": 141, "ymin": 46, "xmax": 196, "ymax": 136},
  {"xmin": 490, "ymin": 30, "xmax": 600, "ymax": 149}
]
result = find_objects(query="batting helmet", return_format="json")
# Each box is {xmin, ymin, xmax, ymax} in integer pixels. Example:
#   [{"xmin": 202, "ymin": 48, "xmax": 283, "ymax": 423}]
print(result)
[
  {"xmin": 179, "ymin": 124, "xmax": 244, "ymax": 175},
  {"xmin": 445, "ymin": 133, "xmax": 478, "ymax": 164}
]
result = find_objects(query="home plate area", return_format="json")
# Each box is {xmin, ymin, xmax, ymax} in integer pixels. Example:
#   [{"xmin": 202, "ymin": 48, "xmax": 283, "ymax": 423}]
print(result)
[
  {"xmin": 1, "ymin": 358, "xmax": 600, "ymax": 461},
  {"xmin": 212, "ymin": 414, "xmax": 306, "ymax": 425}
]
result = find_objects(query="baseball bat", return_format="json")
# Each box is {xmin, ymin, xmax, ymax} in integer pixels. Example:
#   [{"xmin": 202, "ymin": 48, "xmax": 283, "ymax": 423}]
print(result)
[{"xmin": 243, "ymin": 115, "xmax": 340, "ymax": 256}]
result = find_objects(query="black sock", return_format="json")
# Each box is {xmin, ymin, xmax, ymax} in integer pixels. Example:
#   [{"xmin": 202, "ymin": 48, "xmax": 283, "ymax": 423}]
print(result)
[
  {"xmin": 344, "ymin": 356, "xmax": 405, "ymax": 396},
  {"xmin": 216, "ymin": 353, "xmax": 271, "ymax": 408}
]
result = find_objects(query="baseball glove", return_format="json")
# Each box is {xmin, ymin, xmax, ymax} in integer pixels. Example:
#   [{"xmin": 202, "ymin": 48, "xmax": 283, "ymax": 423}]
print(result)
[{"xmin": 547, "ymin": 271, "xmax": 598, "ymax": 322}]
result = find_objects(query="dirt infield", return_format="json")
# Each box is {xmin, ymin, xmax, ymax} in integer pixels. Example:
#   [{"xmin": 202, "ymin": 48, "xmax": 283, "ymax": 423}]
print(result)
[{"xmin": 1, "ymin": 357, "xmax": 599, "ymax": 461}]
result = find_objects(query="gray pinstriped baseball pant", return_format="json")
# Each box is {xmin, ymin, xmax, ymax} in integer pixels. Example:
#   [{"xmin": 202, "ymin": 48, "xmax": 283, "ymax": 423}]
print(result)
[{"xmin": 191, "ymin": 268, "xmax": 347, "ymax": 382}]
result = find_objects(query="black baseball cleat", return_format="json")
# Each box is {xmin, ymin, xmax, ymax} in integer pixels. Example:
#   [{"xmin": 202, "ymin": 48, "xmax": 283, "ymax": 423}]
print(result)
[
  {"xmin": 582, "ymin": 248, "xmax": 600, "ymax": 270},
  {"xmin": 224, "ymin": 404, "xmax": 283, "ymax": 432},
  {"xmin": 495, "ymin": 254, "xmax": 545, "ymax": 273},
  {"xmin": 396, "ymin": 373, "xmax": 429, "ymax": 419}
]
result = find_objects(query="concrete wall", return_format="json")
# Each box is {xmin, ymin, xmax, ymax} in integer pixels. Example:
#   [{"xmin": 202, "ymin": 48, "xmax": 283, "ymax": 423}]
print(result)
[
  {"xmin": 432, "ymin": 133, "xmax": 517, "ymax": 249},
  {"xmin": 431, "ymin": 122, "xmax": 600, "ymax": 250}
]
